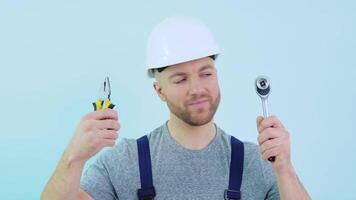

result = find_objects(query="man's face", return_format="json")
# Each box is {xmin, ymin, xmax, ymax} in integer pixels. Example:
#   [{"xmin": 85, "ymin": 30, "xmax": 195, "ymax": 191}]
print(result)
[{"xmin": 154, "ymin": 57, "xmax": 220, "ymax": 126}]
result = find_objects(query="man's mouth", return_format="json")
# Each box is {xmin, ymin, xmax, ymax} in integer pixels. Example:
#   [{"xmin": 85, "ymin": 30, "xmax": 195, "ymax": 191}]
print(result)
[{"xmin": 188, "ymin": 98, "xmax": 210, "ymax": 108}]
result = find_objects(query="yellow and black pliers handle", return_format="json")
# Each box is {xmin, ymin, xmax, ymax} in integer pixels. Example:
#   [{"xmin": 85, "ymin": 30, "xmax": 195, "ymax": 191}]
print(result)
[{"xmin": 93, "ymin": 76, "xmax": 115, "ymax": 111}]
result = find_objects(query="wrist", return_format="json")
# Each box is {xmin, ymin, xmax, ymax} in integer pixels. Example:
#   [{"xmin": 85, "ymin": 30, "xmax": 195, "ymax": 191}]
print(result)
[
  {"xmin": 62, "ymin": 149, "xmax": 87, "ymax": 169},
  {"xmin": 275, "ymin": 163, "xmax": 296, "ymax": 178}
]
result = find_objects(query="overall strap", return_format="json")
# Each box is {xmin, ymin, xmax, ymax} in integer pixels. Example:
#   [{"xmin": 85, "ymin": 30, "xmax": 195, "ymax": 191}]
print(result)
[
  {"xmin": 136, "ymin": 135, "xmax": 156, "ymax": 200},
  {"xmin": 225, "ymin": 136, "xmax": 245, "ymax": 200}
]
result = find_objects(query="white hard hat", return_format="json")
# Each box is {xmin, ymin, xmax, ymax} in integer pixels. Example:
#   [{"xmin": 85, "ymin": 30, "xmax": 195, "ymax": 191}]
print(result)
[{"xmin": 146, "ymin": 16, "xmax": 221, "ymax": 78}]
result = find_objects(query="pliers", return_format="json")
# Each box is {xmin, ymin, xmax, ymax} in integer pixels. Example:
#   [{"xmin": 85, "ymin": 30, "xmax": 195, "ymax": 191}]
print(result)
[{"xmin": 92, "ymin": 76, "xmax": 115, "ymax": 111}]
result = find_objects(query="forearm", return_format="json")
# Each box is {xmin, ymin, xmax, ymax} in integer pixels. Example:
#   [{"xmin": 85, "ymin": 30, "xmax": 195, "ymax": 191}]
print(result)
[
  {"xmin": 276, "ymin": 166, "xmax": 311, "ymax": 200},
  {"xmin": 41, "ymin": 150, "xmax": 86, "ymax": 200}
]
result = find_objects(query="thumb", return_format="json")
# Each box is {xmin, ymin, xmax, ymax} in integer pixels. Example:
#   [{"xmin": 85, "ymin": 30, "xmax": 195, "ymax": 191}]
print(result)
[{"xmin": 256, "ymin": 116, "xmax": 264, "ymax": 128}]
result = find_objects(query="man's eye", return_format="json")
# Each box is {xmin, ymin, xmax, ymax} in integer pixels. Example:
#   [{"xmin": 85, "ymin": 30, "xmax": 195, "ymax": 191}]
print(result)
[
  {"xmin": 202, "ymin": 73, "xmax": 212, "ymax": 77},
  {"xmin": 174, "ymin": 78, "xmax": 186, "ymax": 84}
]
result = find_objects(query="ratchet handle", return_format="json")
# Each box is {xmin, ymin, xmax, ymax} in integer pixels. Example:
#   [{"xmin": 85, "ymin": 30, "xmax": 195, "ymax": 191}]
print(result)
[
  {"xmin": 262, "ymin": 99, "xmax": 275, "ymax": 163},
  {"xmin": 268, "ymin": 156, "xmax": 276, "ymax": 162}
]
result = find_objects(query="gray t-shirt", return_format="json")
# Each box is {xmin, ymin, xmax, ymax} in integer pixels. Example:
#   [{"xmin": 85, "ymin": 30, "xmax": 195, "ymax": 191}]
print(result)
[{"xmin": 81, "ymin": 122, "xmax": 280, "ymax": 199}]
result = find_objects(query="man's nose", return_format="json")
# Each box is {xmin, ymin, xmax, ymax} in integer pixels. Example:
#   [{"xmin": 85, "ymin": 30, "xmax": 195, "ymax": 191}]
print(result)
[{"xmin": 188, "ymin": 78, "xmax": 205, "ymax": 95}]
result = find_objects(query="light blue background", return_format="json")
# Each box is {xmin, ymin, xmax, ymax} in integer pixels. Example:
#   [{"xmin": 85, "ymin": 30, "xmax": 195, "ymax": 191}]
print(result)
[{"xmin": 0, "ymin": 0, "xmax": 355, "ymax": 199}]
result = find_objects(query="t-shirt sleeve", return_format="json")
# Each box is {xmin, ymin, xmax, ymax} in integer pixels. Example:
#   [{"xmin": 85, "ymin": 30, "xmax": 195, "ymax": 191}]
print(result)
[
  {"xmin": 261, "ymin": 159, "xmax": 280, "ymax": 200},
  {"xmin": 80, "ymin": 150, "xmax": 118, "ymax": 200},
  {"xmin": 265, "ymin": 178, "xmax": 280, "ymax": 200}
]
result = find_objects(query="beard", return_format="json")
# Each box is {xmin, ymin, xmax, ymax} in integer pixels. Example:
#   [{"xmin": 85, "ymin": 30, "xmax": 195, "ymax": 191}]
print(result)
[{"xmin": 166, "ymin": 91, "xmax": 221, "ymax": 126}]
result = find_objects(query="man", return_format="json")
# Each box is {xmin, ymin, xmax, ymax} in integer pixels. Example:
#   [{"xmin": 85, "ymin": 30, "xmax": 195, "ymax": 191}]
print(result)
[{"xmin": 41, "ymin": 16, "xmax": 310, "ymax": 199}]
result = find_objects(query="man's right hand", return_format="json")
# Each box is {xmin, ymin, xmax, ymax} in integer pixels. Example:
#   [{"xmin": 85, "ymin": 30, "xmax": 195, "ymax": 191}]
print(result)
[{"xmin": 66, "ymin": 108, "xmax": 120, "ymax": 164}]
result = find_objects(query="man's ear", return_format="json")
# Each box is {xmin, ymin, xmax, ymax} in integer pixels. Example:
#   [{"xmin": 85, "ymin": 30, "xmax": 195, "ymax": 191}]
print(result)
[{"xmin": 153, "ymin": 81, "xmax": 166, "ymax": 102}]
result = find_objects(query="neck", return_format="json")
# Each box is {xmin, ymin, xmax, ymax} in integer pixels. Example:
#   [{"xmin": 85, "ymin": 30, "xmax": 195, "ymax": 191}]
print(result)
[{"xmin": 167, "ymin": 113, "xmax": 216, "ymax": 150}]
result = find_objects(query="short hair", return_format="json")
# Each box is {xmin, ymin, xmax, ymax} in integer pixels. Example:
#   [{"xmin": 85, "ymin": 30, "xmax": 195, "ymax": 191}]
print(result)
[{"xmin": 153, "ymin": 55, "xmax": 216, "ymax": 75}]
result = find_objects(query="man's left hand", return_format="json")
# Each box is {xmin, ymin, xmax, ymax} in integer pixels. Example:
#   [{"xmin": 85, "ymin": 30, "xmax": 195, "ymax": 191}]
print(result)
[{"xmin": 256, "ymin": 115, "xmax": 293, "ymax": 173}]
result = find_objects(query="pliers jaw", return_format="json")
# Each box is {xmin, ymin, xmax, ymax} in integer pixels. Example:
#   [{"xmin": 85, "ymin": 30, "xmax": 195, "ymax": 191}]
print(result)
[{"xmin": 93, "ymin": 76, "xmax": 115, "ymax": 111}]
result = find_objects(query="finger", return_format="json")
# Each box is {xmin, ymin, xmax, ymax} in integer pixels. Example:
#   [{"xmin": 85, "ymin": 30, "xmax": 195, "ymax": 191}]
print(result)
[
  {"xmin": 258, "ymin": 115, "xmax": 285, "ymax": 132},
  {"xmin": 97, "ymin": 130, "xmax": 119, "ymax": 140},
  {"xmin": 256, "ymin": 116, "xmax": 264, "ymax": 131},
  {"xmin": 258, "ymin": 128, "xmax": 283, "ymax": 145},
  {"xmin": 94, "ymin": 120, "xmax": 120, "ymax": 131},
  {"xmin": 99, "ymin": 139, "xmax": 116, "ymax": 147},
  {"xmin": 83, "ymin": 109, "xmax": 118, "ymax": 121},
  {"xmin": 262, "ymin": 146, "xmax": 280, "ymax": 161},
  {"xmin": 260, "ymin": 137, "xmax": 284, "ymax": 154}
]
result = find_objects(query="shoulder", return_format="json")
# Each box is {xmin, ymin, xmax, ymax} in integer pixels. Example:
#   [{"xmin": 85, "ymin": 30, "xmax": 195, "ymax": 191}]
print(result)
[
  {"xmin": 113, "ymin": 138, "xmax": 138, "ymax": 159},
  {"xmin": 216, "ymin": 126, "xmax": 260, "ymax": 158},
  {"xmin": 100, "ymin": 124, "xmax": 166, "ymax": 164},
  {"xmin": 242, "ymin": 141, "xmax": 277, "ymax": 188},
  {"xmin": 217, "ymin": 126, "xmax": 276, "ymax": 186},
  {"xmin": 94, "ymin": 138, "xmax": 138, "ymax": 171},
  {"xmin": 146, "ymin": 124, "xmax": 166, "ymax": 142},
  {"xmin": 242, "ymin": 141, "xmax": 261, "ymax": 163},
  {"xmin": 216, "ymin": 126, "xmax": 264, "ymax": 163}
]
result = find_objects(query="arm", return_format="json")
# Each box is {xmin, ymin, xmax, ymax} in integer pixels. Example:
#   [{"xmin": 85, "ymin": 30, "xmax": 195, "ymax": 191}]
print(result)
[
  {"xmin": 41, "ymin": 109, "xmax": 120, "ymax": 200},
  {"xmin": 275, "ymin": 164, "xmax": 310, "ymax": 200},
  {"xmin": 257, "ymin": 116, "xmax": 311, "ymax": 200},
  {"xmin": 41, "ymin": 151, "xmax": 93, "ymax": 200}
]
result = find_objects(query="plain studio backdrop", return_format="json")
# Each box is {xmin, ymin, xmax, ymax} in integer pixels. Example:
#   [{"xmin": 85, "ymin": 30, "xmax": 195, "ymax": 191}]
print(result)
[{"xmin": 0, "ymin": 0, "xmax": 355, "ymax": 199}]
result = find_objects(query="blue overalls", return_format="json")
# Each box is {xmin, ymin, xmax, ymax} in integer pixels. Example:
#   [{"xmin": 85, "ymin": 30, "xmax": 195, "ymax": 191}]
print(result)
[{"xmin": 136, "ymin": 135, "xmax": 244, "ymax": 200}]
